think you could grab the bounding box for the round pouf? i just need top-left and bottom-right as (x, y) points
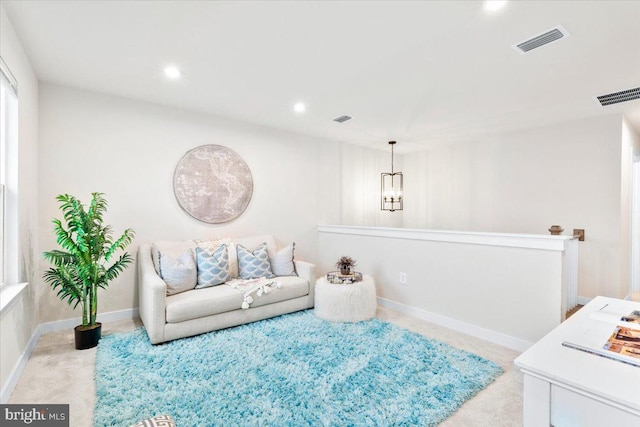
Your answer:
(314, 275), (377, 322)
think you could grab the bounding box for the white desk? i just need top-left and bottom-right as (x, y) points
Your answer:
(514, 296), (640, 426)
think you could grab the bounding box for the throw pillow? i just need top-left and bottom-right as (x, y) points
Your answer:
(237, 242), (275, 279)
(195, 244), (231, 288)
(194, 237), (236, 278)
(270, 242), (297, 276)
(193, 237), (232, 254)
(232, 236), (278, 278)
(129, 414), (176, 427)
(156, 250), (197, 296)
(151, 241), (196, 276)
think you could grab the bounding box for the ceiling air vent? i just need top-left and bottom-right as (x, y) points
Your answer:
(595, 87), (640, 106)
(333, 115), (352, 123)
(512, 25), (569, 54)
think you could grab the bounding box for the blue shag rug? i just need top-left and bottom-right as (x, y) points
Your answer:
(94, 310), (503, 426)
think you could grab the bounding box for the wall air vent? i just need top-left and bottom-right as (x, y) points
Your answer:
(333, 115), (352, 123)
(595, 87), (640, 106)
(512, 25), (569, 54)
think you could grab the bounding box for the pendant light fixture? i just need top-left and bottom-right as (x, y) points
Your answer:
(381, 140), (403, 212)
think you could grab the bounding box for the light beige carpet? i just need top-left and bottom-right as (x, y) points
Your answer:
(8, 307), (523, 426)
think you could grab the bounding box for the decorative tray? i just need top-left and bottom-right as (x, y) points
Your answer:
(326, 271), (363, 284)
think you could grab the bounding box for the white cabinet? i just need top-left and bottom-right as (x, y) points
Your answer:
(550, 385), (638, 426)
(515, 297), (640, 427)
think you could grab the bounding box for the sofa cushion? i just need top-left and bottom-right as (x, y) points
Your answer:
(237, 242), (275, 279)
(165, 276), (309, 323)
(195, 245), (231, 289)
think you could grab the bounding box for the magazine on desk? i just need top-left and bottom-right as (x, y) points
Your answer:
(562, 303), (640, 367)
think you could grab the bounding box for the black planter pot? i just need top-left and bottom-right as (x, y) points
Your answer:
(74, 322), (102, 350)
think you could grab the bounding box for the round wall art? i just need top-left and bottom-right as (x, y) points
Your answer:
(173, 144), (253, 224)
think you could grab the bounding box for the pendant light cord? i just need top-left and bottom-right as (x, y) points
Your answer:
(389, 141), (396, 174)
(391, 143), (394, 174)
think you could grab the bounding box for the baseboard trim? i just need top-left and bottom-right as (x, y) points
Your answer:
(377, 297), (533, 353)
(0, 307), (139, 403)
(0, 326), (39, 404)
(38, 307), (140, 335)
(577, 296), (593, 306)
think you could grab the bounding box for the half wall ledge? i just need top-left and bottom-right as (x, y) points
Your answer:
(317, 225), (575, 251)
(317, 225), (579, 347)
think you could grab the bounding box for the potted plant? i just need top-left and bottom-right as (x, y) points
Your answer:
(336, 256), (356, 276)
(43, 193), (135, 349)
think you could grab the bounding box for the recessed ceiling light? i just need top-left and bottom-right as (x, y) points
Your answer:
(483, 0), (508, 12)
(164, 65), (182, 80)
(293, 102), (306, 113)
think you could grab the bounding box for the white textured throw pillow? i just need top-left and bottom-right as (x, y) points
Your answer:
(151, 241), (196, 276)
(156, 250), (197, 295)
(270, 242), (297, 276)
(193, 237), (232, 253)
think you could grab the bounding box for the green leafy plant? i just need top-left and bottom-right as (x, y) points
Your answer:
(43, 193), (135, 328)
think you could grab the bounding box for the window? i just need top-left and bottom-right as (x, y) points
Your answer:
(0, 56), (18, 288)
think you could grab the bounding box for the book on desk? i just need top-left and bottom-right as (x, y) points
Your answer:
(562, 302), (640, 367)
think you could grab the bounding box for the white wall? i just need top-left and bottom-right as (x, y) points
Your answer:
(402, 116), (625, 299)
(0, 5), (39, 397)
(339, 143), (403, 228)
(38, 83), (346, 323)
(621, 119), (640, 298)
(318, 226), (573, 347)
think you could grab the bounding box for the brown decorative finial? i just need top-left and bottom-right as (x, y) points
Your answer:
(548, 225), (564, 235)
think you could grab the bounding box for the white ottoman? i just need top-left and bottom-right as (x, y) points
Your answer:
(314, 275), (377, 322)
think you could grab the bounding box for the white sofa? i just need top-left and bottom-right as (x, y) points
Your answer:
(138, 235), (317, 344)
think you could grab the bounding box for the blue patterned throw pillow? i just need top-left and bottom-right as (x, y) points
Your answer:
(237, 242), (275, 279)
(195, 245), (231, 288)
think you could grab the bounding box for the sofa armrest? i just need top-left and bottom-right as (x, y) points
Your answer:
(294, 259), (317, 301)
(137, 244), (167, 344)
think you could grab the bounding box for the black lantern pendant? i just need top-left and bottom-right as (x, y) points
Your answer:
(381, 141), (403, 212)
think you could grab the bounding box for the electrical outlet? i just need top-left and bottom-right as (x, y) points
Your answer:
(399, 272), (407, 284)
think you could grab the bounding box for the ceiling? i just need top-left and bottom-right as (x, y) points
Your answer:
(3, 0), (640, 152)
